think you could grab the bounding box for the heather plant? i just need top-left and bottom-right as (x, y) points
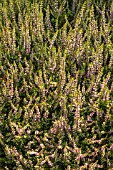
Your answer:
(0, 0), (113, 169)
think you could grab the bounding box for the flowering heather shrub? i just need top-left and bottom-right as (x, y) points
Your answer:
(0, 0), (113, 169)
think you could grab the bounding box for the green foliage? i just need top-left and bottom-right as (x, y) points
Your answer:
(0, 0), (113, 169)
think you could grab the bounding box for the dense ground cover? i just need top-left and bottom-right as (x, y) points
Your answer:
(0, 0), (113, 169)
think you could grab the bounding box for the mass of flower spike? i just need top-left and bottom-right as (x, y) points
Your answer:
(0, 0), (113, 169)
